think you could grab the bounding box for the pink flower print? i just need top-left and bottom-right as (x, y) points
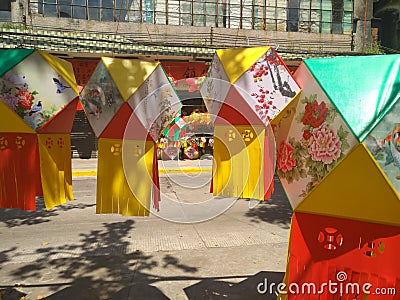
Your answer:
(308, 124), (342, 164)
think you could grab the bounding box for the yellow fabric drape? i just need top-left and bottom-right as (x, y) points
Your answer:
(213, 124), (265, 200)
(296, 143), (400, 226)
(97, 138), (154, 216)
(0, 100), (35, 133)
(102, 57), (159, 101)
(38, 134), (73, 209)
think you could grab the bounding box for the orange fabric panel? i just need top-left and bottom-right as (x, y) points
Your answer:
(0, 133), (39, 210)
(285, 212), (400, 299)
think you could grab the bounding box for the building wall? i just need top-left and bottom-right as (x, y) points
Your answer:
(25, 16), (353, 53)
(5, 0), (377, 53)
(29, 0), (353, 34)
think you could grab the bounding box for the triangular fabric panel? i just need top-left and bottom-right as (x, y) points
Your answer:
(100, 102), (148, 140)
(0, 49), (34, 76)
(126, 64), (182, 141)
(270, 92), (301, 126)
(80, 61), (126, 137)
(37, 98), (78, 133)
(216, 46), (269, 84)
(200, 55), (231, 122)
(102, 57), (159, 101)
(280, 63), (359, 208)
(364, 100), (400, 195)
(0, 100), (35, 133)
(100, 102), (133, 139)
(38, 50), (79, 95)
(305, 55), (400, 142)
(124, 110), (153, 141)
(215, 86), (265, 126)
(233, 48), (301, 124)
(296, 143), (400, 226)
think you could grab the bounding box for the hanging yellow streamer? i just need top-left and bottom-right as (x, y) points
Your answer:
(97, 138), (154, 216)
(213, 124), (265, 200)
(38, 134), (73, 209)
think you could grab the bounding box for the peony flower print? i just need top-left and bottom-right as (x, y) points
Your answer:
(0, 70), (47, 130)
(301, 99), (328, 128)
(302, 129), (312, 140)
(16, 89), (35, 110)
(280, 93), (350, 197)
(308, 123), (341, 164)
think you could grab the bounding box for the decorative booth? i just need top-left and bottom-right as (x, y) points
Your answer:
(80, 57), (181, 216)
(0, 49), (79, 210)
(276, 55), (400, 298)
(200, 46), (300, 201)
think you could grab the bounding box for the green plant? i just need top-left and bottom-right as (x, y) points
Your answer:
(364, 41), (383, 54)
(0, 23), (24, 30)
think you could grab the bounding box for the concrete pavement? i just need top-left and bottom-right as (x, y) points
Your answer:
(0, 158), (292, 300)
(71, 158), (214, 176)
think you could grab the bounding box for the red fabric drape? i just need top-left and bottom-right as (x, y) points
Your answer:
(286, 212), (400, 299)
(0, 133), (40, 210)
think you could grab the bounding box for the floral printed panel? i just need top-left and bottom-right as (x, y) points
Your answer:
(0, 52), (77, 131)
(365, 100), (400, 195)
(128, 65), (182, 141)
(234, 48), (300, 124)
(276, 63), (358, 208)
(80, 62), (125, 137)
(200, 55), (230, 122)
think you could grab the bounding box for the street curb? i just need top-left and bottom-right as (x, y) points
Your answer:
(72, 168), (212, 177)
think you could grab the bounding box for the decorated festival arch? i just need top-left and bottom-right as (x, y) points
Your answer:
(0, 49), (79, 210)
(276, 54), (400, 298)
(79, 57), (182, 216)
(200, 46), (301, 201)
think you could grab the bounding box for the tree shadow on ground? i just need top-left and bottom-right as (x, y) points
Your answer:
(2, 216), (284, 299)
(184, 271), (285, 300)
(0, 247), (17, 269)
(4, 219), (198, 299)
(0, 198), (95, 228)
(245, 176), (293, 229)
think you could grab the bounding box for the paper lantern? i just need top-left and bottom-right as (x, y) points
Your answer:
(276, 55), (400, 298)
(0, 49), (79, 210)
(200, 46), (300, 200)
(80, 57), (181, 216)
